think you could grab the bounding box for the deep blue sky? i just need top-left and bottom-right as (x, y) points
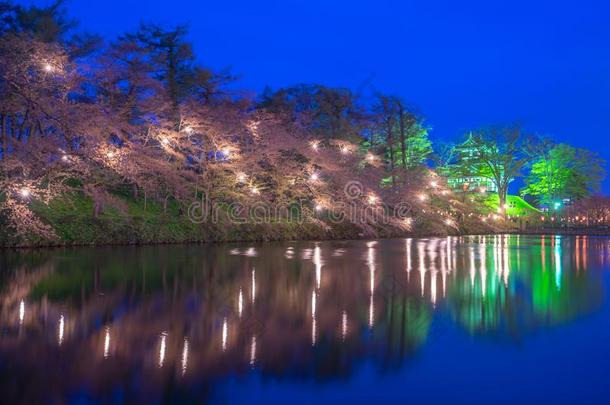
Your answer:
(21, 0), (610, 192)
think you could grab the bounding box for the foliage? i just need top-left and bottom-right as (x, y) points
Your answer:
(456, 126), (528, 210)
(258, 84), (365, 141)
(521, 143), (605, 205)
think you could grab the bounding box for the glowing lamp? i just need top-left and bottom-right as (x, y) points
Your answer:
(315, 204), (323, 212)
(340, 146), (349, 154)
(161, 137), (169, 145)
(183, 126), (193, 134)
(430, 181), (438, 188)
(310, 173), (319, 181)
(418, 194), (427, 202)
(43, 63), (53, 72)
(236, 173), (247, 183)
(310, 141), (319, 151)
(20, 188), (30, 198)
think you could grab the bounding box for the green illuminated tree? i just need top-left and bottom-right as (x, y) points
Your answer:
(521, 143), (605, 205)
(461, 126), (527, 211)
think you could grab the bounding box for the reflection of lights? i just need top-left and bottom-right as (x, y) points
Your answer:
(250, 336), (257, 366)
(502, 236), (510, 286)
(236, 172), (247, 183)
(469, 247), (476, 288)
(181, 338), (189, 376)
(161, 137), (169, 145)
(340, 145), (350, 154)
(369, 296), (374, 329)
(238, 288), (243, 317)
(367, 194), (378, 204)
(251, 268), (256, 303)
(250, 186), (260, 195)
(103, 327), (111, 359)
(430, 181), (438, 188)
(106, 151), (115, 158)
(479, 243), (487, 296)
(159, 332), (167, 367)
(222, 319), (228, 352)
(19, 300), (25, 325)
(314, 244), (322, 289)
(58, 315), (65, 346)
(446, 236), (452, 271)
(310, 140), (320, 151)
(61, 154), (69, 162)
(341, 311), (348, 341)
(430, 269), (437, 306)
(310, 172), (319, 181)
(20, 188), (30, 198)
(368, 243), (375, 328)
(418, 194), (427, 202)
(555, 235), (562, 290)
(405, 238), (412, 276)
(366, 153), (375, 162)
(315, 203), (323, 212)
(183, 126), (193, 134)
(311, 291), (317, 346)
(43, 63), (54, 72)
(418, 242), (426, 296)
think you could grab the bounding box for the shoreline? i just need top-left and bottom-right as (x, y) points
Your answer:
(3, 229), (610, 251)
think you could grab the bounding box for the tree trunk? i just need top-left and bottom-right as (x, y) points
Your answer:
(164, 194), (170, 214)
(386, 117), (395, 185)
(498, 185), (508, 215)
(0, 113), (6, 157)
(398, 104), (407, 169)
(93, 199), (101, 218)
(10, 114), (18, 141)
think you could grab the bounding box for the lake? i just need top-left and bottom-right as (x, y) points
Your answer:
(1, 235), (610, 403)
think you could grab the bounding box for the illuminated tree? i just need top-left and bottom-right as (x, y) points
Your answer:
(521, 143), (605, 205)
(462, 126), (527, 212)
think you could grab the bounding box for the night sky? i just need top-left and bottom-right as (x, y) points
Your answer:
(20, 0), (610, 192)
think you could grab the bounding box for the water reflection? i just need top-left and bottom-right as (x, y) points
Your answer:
(0, 236), (608, 403)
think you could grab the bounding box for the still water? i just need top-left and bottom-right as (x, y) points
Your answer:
(1, 235), (610, 403)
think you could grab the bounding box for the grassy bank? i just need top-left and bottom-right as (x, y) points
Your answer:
(0, 187), (501, 248)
